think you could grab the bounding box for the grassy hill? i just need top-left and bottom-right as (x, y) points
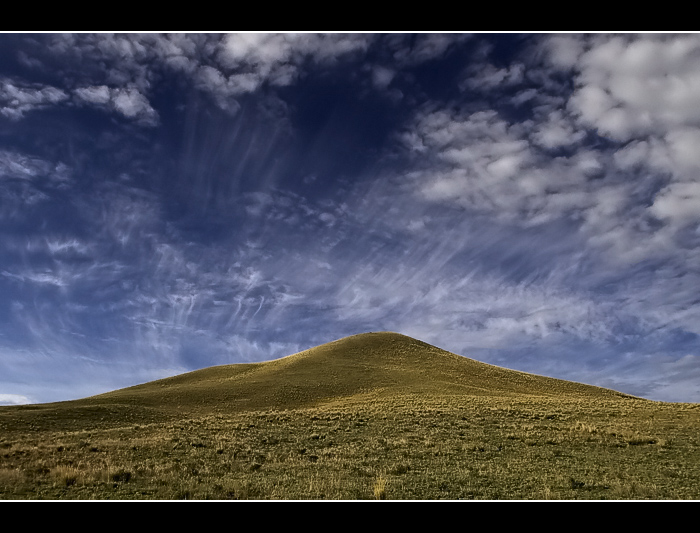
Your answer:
(91, 331), (632, 409)
(1, 332), (699, 500)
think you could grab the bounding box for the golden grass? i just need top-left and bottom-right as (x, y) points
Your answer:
(0, 332), (698, 500)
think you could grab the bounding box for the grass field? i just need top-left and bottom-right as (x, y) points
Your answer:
(1, 332), (699, 500)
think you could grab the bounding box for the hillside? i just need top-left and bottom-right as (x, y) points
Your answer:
(2, 332), (699, 500)
(1, 332), (629, 433)
(98, 331), (630, 404)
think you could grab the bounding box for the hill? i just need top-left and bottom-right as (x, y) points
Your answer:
(98, 331), (631, 408)
(1, 332), (698, 500)
(1, 332), (628, 432)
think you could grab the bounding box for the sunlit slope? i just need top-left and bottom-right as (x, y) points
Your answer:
(88, 332), (630, 410)
(0, 332), (634, 433)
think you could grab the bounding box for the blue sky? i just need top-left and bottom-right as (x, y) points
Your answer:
(1, 33), (699, 405)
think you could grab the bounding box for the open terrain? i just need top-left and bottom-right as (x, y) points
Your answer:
(1, 332), (699, 500)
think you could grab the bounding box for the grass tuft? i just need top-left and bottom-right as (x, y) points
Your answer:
(373, 476), (387, 500)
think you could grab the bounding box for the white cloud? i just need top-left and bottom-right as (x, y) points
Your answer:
(0, 150), (53, 179)
(74, 84), (159, 125)
(650, 181), (700, 224)
(531, 110), (586, 149)
(219, 33), (297, 72)
(399, 108), (601, 225)
(665, 127), (700, 175)
(404, 33), (469, 63)
(29, 34), (374, 118)
(461, 62), (525, 91)
(211, 34), (373, 99)
(45, 238), (91, 256)
(0, 72), (158, 125)
(371, 66), (396, 89)
(0, 393), (33, 405)
(110, 86), (158, 125)
(17, 34), (473, 123)
(613, 139), (652, 170)
(0, 78), (68, 119)
(565, 34), (700, 144)
(544, 34), (586, 70)
(537, 34), (700, 253)
(73, 85), (111, 105)
(393, 35), (700, 274)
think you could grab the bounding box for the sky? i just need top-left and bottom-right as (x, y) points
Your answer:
(1, 33), (700, 405)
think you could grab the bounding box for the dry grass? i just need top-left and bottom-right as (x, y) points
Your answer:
(1, 332), (699, 500)
(373, 476), (388, 500)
